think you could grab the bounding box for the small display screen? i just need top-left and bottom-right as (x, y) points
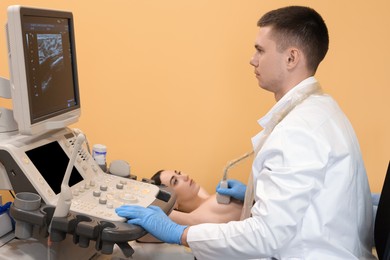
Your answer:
(25, 141), (83, 194)
(21, 14), (79, 123)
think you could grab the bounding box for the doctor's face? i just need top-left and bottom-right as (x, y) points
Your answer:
(159, 170), (201, 202)
(249, 26), (288, 99)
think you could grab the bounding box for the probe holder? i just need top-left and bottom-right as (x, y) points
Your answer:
(10, 186), (176, 258)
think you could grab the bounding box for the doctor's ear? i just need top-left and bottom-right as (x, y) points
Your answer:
(286, 48), (300, 68)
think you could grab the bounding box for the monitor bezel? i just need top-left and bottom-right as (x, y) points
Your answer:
(6, 5), (81, 135)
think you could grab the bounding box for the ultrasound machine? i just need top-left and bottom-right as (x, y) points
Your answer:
(0, 5), (187, 259)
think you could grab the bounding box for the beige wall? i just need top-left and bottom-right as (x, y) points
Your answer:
(0, 0), (389, 204)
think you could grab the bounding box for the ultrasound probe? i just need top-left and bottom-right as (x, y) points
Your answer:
(216, 151), (254, 204)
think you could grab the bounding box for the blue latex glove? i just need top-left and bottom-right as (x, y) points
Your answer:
(115, 205), (187, 244)
(216, 179), (247, 202)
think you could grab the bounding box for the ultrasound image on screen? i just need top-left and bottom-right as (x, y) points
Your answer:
(22, 16), (78, 123)
(37, 33), (65, 92)
(25, 141), (83, 194)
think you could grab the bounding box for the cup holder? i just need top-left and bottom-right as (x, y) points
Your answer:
(13, 192), (41, 239)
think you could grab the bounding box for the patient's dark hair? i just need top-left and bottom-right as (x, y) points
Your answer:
(151, 169), (164, 185)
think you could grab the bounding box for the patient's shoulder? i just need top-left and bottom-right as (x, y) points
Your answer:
(171, 193), (243, 224)
(195, 194), (243, 221)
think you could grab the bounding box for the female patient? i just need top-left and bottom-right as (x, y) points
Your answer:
(151, 169), (243, 225)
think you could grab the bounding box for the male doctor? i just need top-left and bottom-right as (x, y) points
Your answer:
(116, 6), (375, 259)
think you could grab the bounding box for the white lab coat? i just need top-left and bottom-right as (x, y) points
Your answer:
(187, 78), (375, 260)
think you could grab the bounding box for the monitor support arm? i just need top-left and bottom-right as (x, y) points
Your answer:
(0, 77), (18, 133)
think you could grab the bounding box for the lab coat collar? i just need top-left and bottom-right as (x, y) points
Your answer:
(258, 77), (318, 129)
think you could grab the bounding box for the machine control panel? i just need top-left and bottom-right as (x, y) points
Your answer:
(70, 174), (159, 221)
(0, 128), (163, 222)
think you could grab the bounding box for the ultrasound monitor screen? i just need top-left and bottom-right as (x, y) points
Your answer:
(22, 14), (79, 123)
(25, 141), (83, 194)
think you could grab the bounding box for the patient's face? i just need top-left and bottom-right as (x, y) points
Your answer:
(159, 170), (201, 202)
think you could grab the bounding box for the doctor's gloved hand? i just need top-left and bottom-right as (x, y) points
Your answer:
(115, 205), (187, 245)
(216, 179), (247, 202)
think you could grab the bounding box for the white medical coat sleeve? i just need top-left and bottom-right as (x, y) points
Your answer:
(187, 95), (374, 260)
